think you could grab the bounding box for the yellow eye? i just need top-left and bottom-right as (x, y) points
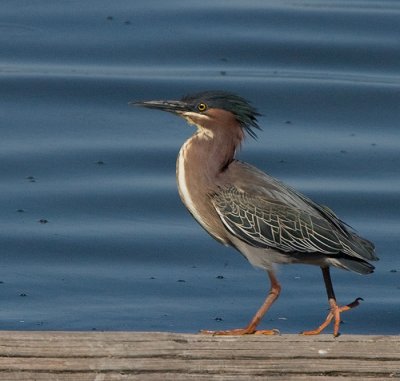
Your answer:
(197, 103), (207, 112)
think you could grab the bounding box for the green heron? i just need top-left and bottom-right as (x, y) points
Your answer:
(132, 90), (377, 337)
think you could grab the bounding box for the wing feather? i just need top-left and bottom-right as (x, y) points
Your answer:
(212, 186), (347, 255)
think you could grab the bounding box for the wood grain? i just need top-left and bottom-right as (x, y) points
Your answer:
(0, 332), (398, 380)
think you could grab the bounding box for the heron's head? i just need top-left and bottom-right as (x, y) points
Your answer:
(132, 90), (261, 139)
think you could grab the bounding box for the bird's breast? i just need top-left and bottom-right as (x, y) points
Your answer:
(176, 143), (201, 222)
(176, 140), (228, 244)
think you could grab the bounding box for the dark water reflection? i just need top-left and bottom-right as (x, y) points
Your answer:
(0, 1), (399, 334)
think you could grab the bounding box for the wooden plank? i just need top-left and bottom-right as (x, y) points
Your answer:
(0, 332), (398, 380)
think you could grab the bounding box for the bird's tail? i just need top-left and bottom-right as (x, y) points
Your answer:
(329, 256), (375, 275)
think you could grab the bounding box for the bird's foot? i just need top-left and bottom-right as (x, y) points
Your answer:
(301, 297), (363, 337)
(200, 327), (280, 336)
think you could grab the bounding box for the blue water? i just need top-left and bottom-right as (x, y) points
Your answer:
(0, 1), (399, 335)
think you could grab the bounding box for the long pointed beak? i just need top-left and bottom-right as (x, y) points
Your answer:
(129, 99), (189, 114)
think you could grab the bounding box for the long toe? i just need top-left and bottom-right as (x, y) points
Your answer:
(301, 297), (363, 337)
(200, 328), (279, 336)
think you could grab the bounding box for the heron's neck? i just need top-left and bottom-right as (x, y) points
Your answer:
(179, 128), (243, 179)
(176, 127), (243, 244)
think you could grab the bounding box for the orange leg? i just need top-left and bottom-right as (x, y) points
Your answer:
(302, 267), (363, 337)
(201, 270), (281, 336)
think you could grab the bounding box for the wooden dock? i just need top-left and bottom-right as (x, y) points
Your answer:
(0, 331), (398, 380)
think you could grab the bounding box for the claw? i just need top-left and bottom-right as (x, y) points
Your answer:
(301, 297), (363, 337)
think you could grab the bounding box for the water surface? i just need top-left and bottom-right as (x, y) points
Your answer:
(0, 0), (399, 334)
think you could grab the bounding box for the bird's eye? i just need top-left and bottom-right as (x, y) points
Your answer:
(197, 103), (207, 112)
